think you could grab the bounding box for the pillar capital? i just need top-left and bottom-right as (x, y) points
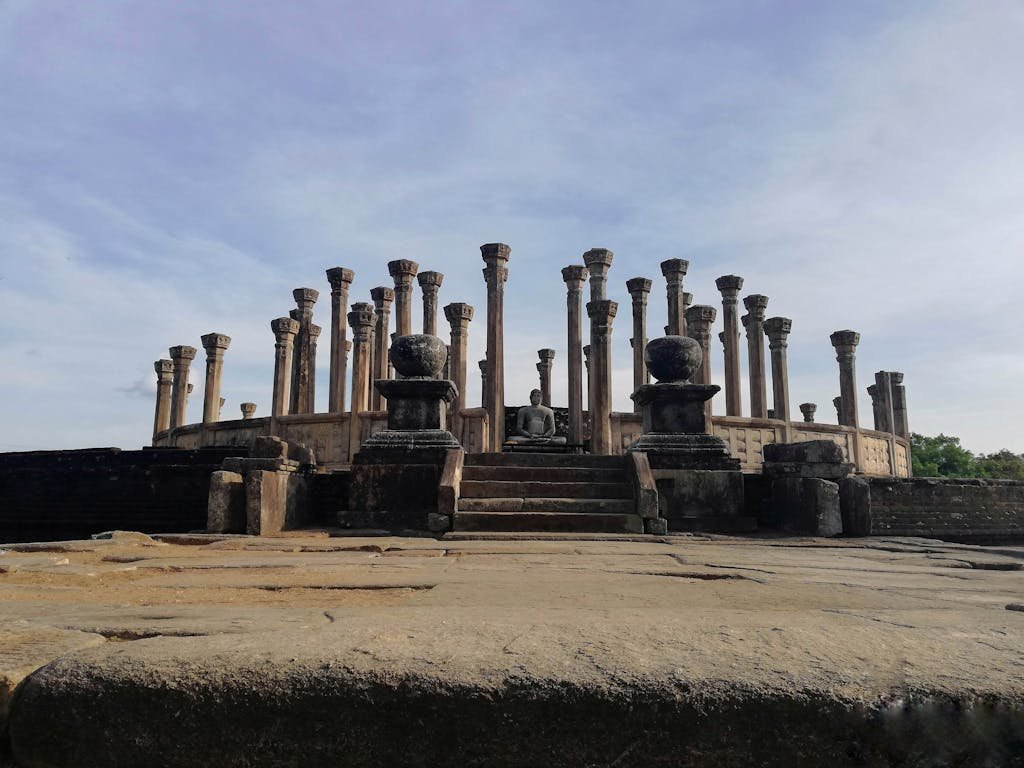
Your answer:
(830, 329), (860, 357)
(169, 345), (197, 362)
(660, 258), (689, 284)
(742, 294), (769, 321)
(718, 331), (726, 349)
(740, 313), (751, 331)
(715, 274), (744, 298)
(480, 242), (511, 262)
(240, 402), (257, 419)
(443, 302), (475, 329)
(763, 317), (792, 349)
(684, 304), (717, 336)
(387, 259), (420, 284)
(154, 359), (174, 380)
(481, 243), (511, 283)
(309, 324), (322, 341)
(417, 270), (444, 290)
(538, 348), (555, 364)
(799, 403), (817, 423)
(200, 333), (231, 355)
(583, 248), (614, 271)
(347, 302), (376, 340)
(626, 277), (652, 299)
(586, 299), (618, 323)
(478, 359), (487, 373)
(890, 371), (904, 385)
(271, 317), (299, 340)
(325, 267), (355, 292)
(292, 288), (319, 314)
(561, 264), (589, 290)
(370, 286), (395, 307)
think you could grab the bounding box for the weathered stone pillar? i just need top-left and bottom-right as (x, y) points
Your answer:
(388, 260), (419, 337)
(626, 277), (651, 409)
(742, 294), (769, 418)
(561, 265), (588, 445)
(481, 243), (510, 451)
(289, 288), (319, 415)
(799, 403), (817, 423)
(309, 324), (321, 409)
(153, 359), (174, 437)
(661, 259), (689, 336)
(418, 271), (444, 335)
(587, 299), (618, 454)
(685, 305), (717, 420)
(715, 275), (744, 416)
(873, 371), (896, 433)
(241, 402), (256, 419)
(346, 302), (376, 457)
(763, 317), (792, 423)
(833, 396), (842, 423)
(444, 302), (474, 440)
(325, 267), (354, 414)
(370, 287), (394, 411)
(270, 318), (299, 417)
(830, 330), (861, 428)
(867, 384), (883, 431)
(583, 248), (613, 301)
(200, 333), (231, 424)
(478, 359), (487, 408)
(169, 345), (196, 429)
(537, 349), (555, 407)
(891, 372), (909, 439)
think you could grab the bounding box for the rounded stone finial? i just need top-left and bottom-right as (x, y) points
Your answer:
(645, 336), (703, 384)
(389, 334), (448, 378)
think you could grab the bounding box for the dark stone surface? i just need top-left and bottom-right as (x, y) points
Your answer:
(344, 449), (450, 530)
(632, 383), (719, 434)
(389, 334), (448, 378)
(309, 471), (351, 526)
(638, 436), (740, 470)
(839, 477), (871, 536)
(373, 378), (457, 434)
(763, 440), (846, 465)
(653, 469), (748, 529)
(644, 335), (703, 383)
(768, 478), (842, 536)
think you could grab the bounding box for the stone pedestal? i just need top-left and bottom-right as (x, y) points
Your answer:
(418, 271), (444, 336)
(763, 317), (792, 423)
(536, 349), (555, 407)
(444, 303), (474, 441)
(626, 277), (651, 413)
(561, 265), (588, 444)
(152, 359), (173, 437)
(325, 267), (354, 413)
(830, 330), (860, 428)
(271, 318), (299, 418)
(743, 294), (769, 419)
(169, 345), (196, 429)
(388, 260), (419, 338)
(481, 243), (510, 451)
(370, 287), (395, 410)
(289, 288), (319, 415)
(715, 275), (744, 416)
(660, 259), (689, 336)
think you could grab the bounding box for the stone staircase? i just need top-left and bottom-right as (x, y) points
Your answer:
(452, 453), (643, 533)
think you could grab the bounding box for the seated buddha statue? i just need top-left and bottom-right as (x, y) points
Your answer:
(506, 389), (567, 445)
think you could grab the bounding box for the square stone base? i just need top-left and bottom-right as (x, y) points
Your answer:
(343, 448), (449, 531)
(769, 477), (842, 537)
(651, 469), (749, 533)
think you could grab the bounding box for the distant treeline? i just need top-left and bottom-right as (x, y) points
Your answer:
(911, 433), (1024, 480)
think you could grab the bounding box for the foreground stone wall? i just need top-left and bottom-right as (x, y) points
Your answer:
(0, 447), (246, 543)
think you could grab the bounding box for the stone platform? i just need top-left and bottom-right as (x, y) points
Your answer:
(2, 530), (1024, 766)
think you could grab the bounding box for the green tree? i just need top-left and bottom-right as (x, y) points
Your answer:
(910, 433), (981, 478)
(976, 449), (1024, 480)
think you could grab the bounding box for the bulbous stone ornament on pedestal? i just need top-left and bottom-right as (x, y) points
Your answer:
(645, 335), (703, 384)
(389, 334), (448, 378)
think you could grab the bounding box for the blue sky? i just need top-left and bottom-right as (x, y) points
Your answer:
(2, 0), (1022, 453)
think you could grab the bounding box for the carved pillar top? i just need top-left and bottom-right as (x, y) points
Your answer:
(538, 348), (555, 364)
(481, 243), (511, 282)
(325, 267), (355, 293)
(799, 403), (817, 422)
(309, 324), (322, 342)
(715, 274), (744, 299)
(200, 333), (231, 358)
(586, 299), (618, 332)
(583, 249), (613, 300)
(830, 330), (861, 359)
(169, 345), (197, 362)
(370, 286), (395, 310)
(418, 270), (444, 292)
(478, 359), (487, 373)
(347, 303), (376, 341)
(388, 259), (419, 283)
(271, 317), (300, 341)
(763, 317), (793, 349)
(443, 302), (474, 331)
(561, 264), (588, 292)
(154, 359), (174, 380)
(684, 305), (717, 339)
(626, 277), (652, 301)
(742, 294), (769, 323)
(292, 287), (319, 318)
(890, 371), (904, 385)
(718, 331), (726, 348)
(660, 258), (689, 287)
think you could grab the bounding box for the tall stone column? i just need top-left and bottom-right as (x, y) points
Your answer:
(200, 333), (231, 423)
(481, 243), (510, 451)
(587, 299), (617, 454)
(799, 403), (817, 423)
(270, 318), (299, 417)
(830, 330), (861, 428)
(168, 345), (196, 429)
(873, 371), (895, 433)
(444, 302), (474, 440)
(325, 267), (354, 414)
(891, 372), (909, 439)
(418, 271), (444, 335)
(308, 324), (321, 409)
(388, 260), (419, 338)
(153, 359), (174, 437)
(715, 275), (744, 416)
(561, 265), (588, 445)
(583, 248), (613, 301)
(685, 305), (717, 420)
(867, 384), (883, 431)
(370, 287), (394, 410)
(660, 259), (689, 336)
(537, 349), (555, 407)
(289, 288), (319, 414)
(478, 359), (487, 408)
(763, 317), (792, 423)
(346, 302), (376, 457)
(743, 294), (769, 418)
(626, 277), (651, 409)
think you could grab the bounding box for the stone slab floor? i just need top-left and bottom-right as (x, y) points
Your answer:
(2, 530), (1023, 767)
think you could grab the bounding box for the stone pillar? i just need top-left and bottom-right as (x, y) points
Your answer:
(583, 248), (613, 301)
(200, 333), (231, 424)
(660, 259), (689, 336)
(867, 384), (883, 431)
(325, 267), (354, 414)
(715, 275), (744, 416)
(537, 349), (555, 407)
(833, 396), (842, 423)
(626, 277), (652, 409)
(799, 403), (817, 423)
(742, 294), (769, 418)
(418, 271), (444, 335)
(891, 372), (909, 439)
(370, 287), (394, 410)
(478, 359), (487, 408)
(873, 371), (896, 433)
(241, 402), (257, 419)
(830, 330), (861, 428)
(388, 260), (419, 338)
(444, 302), (474, 440)
(763, 317), (792, 423)
(347, 303), (376, 416)
(153, 359), (174, 437)
(270, 318), (299, 417)
(169, 345), (196, 429)
(309, 324), (321, 409)
(561, 265), (588, 445)
(289, 288), (319, 414)
(481, 243), (510, 451)
(685, 305), (717, 420)
(587, 299), (617, 454)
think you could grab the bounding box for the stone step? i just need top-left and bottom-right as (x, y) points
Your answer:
(461, 466), (627, 484)
(668, 516), (759, 533)
(452, 511), (644, 534)
(465, 453), (625, 469)
(460, 480), (632, 500)
(457, 498), (635, 514)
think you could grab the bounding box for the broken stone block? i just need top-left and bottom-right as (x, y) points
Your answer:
(762, 440), (853, 480)
(769, 477), (842, 536)
(207, 471), (245, 534)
